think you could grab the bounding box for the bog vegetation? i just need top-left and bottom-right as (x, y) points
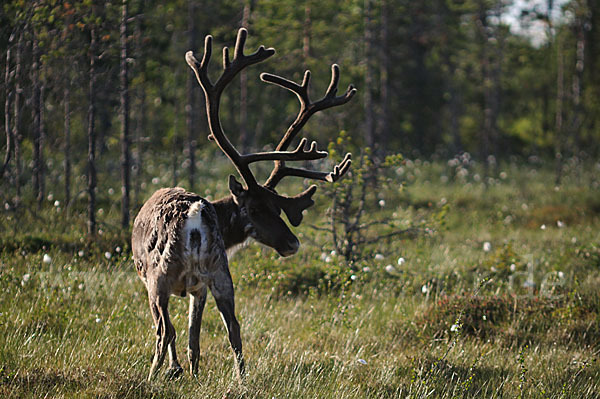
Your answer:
(1, 0), (600, 398)
(1, 154), (600, 398)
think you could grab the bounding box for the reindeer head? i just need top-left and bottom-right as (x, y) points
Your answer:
(186, 28), (356, 257)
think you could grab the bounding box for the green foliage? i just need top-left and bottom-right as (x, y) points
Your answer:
(316, 131), (415, 264)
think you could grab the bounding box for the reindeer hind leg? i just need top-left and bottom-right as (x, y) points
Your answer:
(188, 285), (207, 376)
(147, 286), (177, 381)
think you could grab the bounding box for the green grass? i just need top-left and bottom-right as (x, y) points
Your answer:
(1, 158), (600, 398)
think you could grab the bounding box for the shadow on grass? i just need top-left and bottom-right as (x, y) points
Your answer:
(0, 367), (183, 399)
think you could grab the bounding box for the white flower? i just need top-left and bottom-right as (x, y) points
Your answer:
(43, 254), (52, 264)
(421, 284), (429, 294)
(350, 275), (357, 281)
(108, 188), (115, 195)
(397, 257), (405, 266)
(571, 237), (577, 244)
(22, 273), (31, 282)
(557, 220), (565, 228)
(378, 199), (386, 208)
(78, 283), (85, 290)
(115, 246), (121, 253)
(385, 264), (396, 274)
(540, 224), (546, 230)
(330, 250), (336, 256)
(482, 315), (487, 321)
(78, 250), (85, 257)
(450, 324), (460, 332)
(54, 200), (60, 207)
(375, 253), (385, 261)
(104, 252), (112, 260)
(357, 358), (367, 365)
(152, 177), (160, 185)
(324, 256), (332, 263)
(558, 271), (564, 279)
(95, 317), (102, 323)
(483, 242), (491, 252)
(510, 263), (516, 272)
(362, 267), (371, 273)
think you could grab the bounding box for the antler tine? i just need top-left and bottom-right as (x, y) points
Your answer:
(316, 64), (357, 110)
(260, 70), (311, 111)
(223, 46), (230, 69)
(241, 138), (328, 164)
(234, 27), (248, 60)
(214, 28), (276, 94)
(262, 64), (356, 188)
(326, 152), (352, 182)
(266, 153), (352, 187)
(186, 28), (275, 189)
(185, 34), (213, 89)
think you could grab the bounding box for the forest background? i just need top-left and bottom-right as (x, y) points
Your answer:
(1, 1), (600, 398)
(1, 0), (598, 224)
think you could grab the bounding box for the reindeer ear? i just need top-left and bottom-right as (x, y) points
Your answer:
(228, 175), (245, 198)
(276, 185), (317, 227)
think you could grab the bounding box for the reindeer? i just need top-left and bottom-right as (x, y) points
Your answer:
(132, 28), (356, 381)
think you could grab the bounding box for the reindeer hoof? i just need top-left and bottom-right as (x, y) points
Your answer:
(166, 366), (184, 380)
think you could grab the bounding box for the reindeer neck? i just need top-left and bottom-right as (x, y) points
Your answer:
(211, 195), (249, 249)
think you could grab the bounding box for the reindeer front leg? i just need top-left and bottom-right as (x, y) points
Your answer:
(211, 270), (245, 381)
(188, 286), (207, 376)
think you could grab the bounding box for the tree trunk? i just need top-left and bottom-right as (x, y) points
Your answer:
(39, 83), (46, 204)
(303, 1), (311, 69)
(363, 0), (376, 149)
(64, 86), (71, 208)
(172, 105), (179, 187)
(133, 0), (145, 208)
(13, 32), (23, 204)
(569, 10), (586, 155)
(477, 1), (500, 178)
(447, 60), (463, 155)
(134, 90), (145, 207)
(87, 28), (98, 237)
(2, 34), (13, 177)
(120, 0), (131, 228)
(186, 0), (197, 190)
(31, 34), (43, 208)
(554, 37), (564, 185)
(378, 0), (389, 148)
(488, 2), (502, 167)
(239, 0), (251, 151)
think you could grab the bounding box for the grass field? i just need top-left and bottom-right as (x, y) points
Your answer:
(1, 156), (599, 398)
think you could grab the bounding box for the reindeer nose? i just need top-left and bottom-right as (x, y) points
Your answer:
(279, 237), (300, 257)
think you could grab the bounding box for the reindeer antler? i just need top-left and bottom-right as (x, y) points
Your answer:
(261, 63), (356, 188)
(186, 28), (356, 226)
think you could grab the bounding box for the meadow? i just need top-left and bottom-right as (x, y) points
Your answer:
(1, 154), (599, 398)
